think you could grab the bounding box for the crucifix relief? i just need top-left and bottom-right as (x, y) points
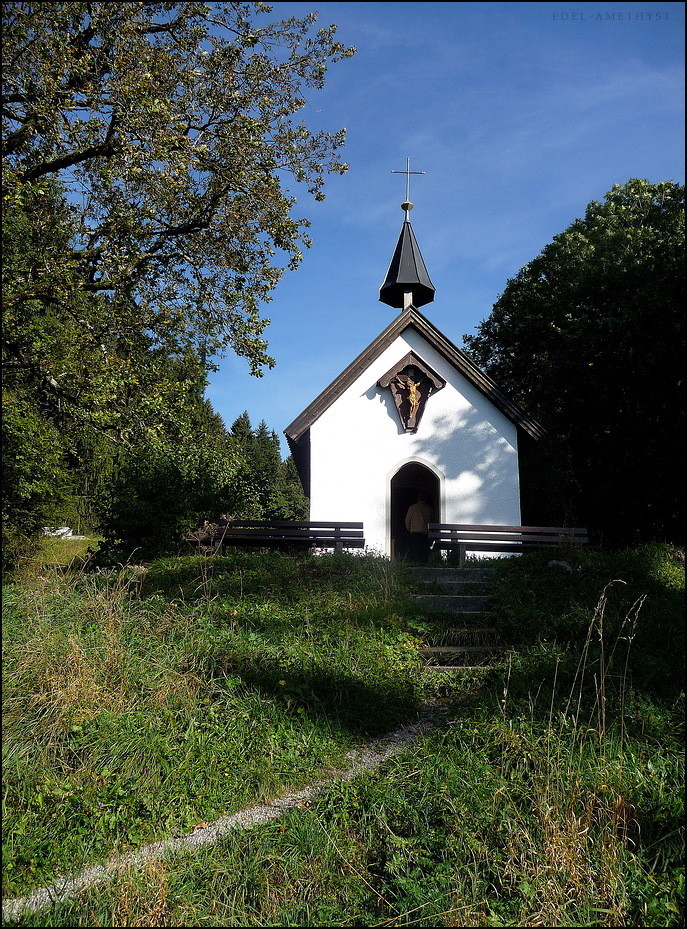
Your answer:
(378, 352), (445, 433)
(390, 368), (427, 431)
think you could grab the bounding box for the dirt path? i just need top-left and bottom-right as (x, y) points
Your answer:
(2, 705), (450, 923)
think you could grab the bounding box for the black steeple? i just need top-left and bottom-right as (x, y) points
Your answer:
(379, 158), (435, 310)
(379, 211), (435, 309)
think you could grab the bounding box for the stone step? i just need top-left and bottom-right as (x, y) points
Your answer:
(424, 658), (499, 669)
(419, 644), (502, 668)
(412, 594), (493, 613)
(407, 567), (493, 584)
(426, 580), (491, 593)
(429, 626), (499, 637)
(427, 627), (500, 645)
(418, 645), (499, 654)
(412, 577), (492, 594)
(425, 667), (495, 673)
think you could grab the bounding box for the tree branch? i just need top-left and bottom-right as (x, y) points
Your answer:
(19, 112), (121, 181)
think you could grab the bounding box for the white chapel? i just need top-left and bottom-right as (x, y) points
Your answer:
(284, 191), (543, 559)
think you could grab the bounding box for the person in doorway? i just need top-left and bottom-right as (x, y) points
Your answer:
(405, 491), (434, 564)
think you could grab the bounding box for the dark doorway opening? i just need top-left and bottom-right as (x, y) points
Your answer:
(390, 462), (440, 561)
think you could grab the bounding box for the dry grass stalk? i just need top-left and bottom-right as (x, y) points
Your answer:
(111, 860), (171, 927)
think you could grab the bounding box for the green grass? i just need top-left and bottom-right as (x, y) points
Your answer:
(488, 542), (685, 700)
(22, 535), (101, 572)
(2, 553), (427, 898)
(2, 545), (684, 926)
(8, 705), (684, 927)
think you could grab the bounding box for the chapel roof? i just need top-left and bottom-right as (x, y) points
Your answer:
(283, 306), (545, 444)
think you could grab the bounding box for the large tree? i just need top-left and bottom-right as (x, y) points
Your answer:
(463, 179), (684, 546)
(2, 1), (354, 431)
(2, 2), (353, 568)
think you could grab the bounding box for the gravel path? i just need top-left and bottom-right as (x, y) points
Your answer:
(2, 706), (449, 923)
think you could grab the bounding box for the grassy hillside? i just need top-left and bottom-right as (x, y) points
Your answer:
(2, 545), (684, 926)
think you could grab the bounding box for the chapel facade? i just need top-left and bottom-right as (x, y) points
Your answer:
(284, 196), (543, 559)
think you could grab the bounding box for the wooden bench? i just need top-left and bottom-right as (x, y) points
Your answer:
(188, 520), (365, 554)
(428, 523), (589, 567)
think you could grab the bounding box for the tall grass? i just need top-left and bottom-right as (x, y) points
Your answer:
(2, 553), (425, 898)
(3, 544), (684, 926)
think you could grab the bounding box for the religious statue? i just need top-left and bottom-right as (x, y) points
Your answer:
(406, 377), (421, 420)
(377, 353), (446, 434)
(390, 368), (425, 430)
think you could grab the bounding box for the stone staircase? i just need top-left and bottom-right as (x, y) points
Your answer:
(407, 566), (504, 671)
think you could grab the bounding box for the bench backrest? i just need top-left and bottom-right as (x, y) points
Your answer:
(213, 520), (363, 531)
(191, 520), (365, 549)
(428, 523), (588, 546)
(212, 521), (362, 537)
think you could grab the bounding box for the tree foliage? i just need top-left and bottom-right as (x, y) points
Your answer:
(96, 408), (307, 560)
(3, 175), (205, 445)
(1, 389), (69, 571)
(463, 179), (685, 545)
(2, 2), (350, 567)
(96, 400), (247, 560)
(2, 1), (354, 420)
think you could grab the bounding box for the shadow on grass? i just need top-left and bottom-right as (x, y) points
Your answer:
(141, 552), (404, 605)
(209, 660), (422, 738)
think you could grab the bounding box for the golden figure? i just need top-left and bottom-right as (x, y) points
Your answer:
(406, 378), (421, 420)
(390, 371), (424, 428)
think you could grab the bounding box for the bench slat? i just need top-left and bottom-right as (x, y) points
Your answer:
(427, 522), (588, 565)
(429, 523), (587, 536)
(215, 520), (364, 529)
(213, 537), (365, 547)
(209, 530), (364, 540)
(432, 540), (587, 551)
(430, 532), (587, 545)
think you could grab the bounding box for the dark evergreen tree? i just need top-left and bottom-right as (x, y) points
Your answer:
(229, 413), (307, 520)
(229, 412), (255, 447)
(463, 179), (685, 546)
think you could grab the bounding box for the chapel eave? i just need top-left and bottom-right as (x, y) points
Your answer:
(283, 306), (545, 444)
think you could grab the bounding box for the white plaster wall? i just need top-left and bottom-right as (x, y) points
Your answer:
(308, 328), (521, 557)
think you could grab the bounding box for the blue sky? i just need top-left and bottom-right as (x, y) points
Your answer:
(205, 1), (685, 451)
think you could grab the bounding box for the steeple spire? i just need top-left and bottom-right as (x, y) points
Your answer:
(379, 158), (435, 310)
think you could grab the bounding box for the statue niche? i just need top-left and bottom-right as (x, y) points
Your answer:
(377, 352), (445, 433)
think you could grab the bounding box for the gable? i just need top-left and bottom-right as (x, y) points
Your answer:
(284, 306), (544, 444)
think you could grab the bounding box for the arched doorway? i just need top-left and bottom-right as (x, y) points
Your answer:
(390, 462), (440, 561)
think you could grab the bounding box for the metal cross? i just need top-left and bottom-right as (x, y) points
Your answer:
(391, 157), (426, 203)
